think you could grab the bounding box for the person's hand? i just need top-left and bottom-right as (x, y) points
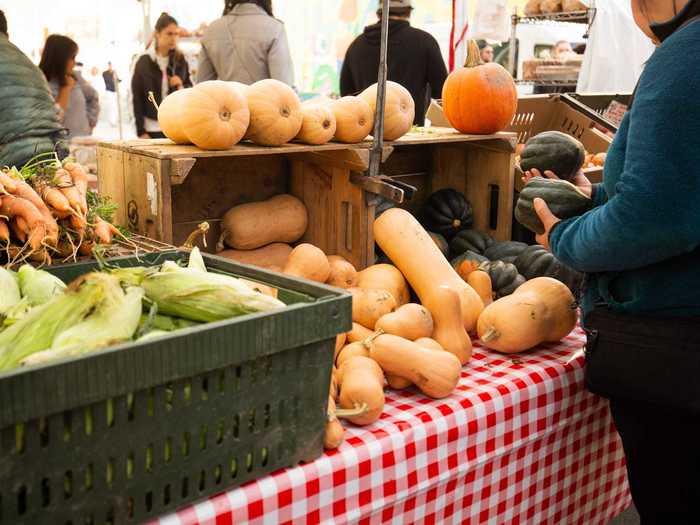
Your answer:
(169, 75), (183, 89)
(63, 74), (76, 89)
(139, 133), (151, 139)
(522, 168), (593, 198)
(533, 198), (561, 250)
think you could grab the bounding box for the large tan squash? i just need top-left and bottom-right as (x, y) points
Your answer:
(244, 79), (303, 146)
(158, 88), (193, 144)
(337, 356), (385, 425)
(283, 243), (331, 283)
(219, 194), (308, 250)
(373, 208), (484, 332)
(296, 104), (336, 145)
(358, 81), (415, 141)
(356, 264), (410, 306)
(216, 243), (292, 270)
(329, 96), (373, 143)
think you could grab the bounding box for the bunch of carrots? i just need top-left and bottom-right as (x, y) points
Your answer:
(0, 153), (122, 266)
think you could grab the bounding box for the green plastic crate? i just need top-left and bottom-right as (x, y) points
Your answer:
(0, 251), (351, 524)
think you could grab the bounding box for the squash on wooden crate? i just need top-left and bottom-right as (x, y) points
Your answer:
(327, 96), (373, 144)
(477, 277), (578, 353)
(358, 81), (415, 141)
(216, 242), (292, 270)
(218, 194), (308, 251)
(283, 243), (331, 283)
(421, 188), (473, 240)
(296, 103), (336, 145)
(158, 88), (193, 144)
(442, 40), (517, 135)
(244, 79), (303, 146)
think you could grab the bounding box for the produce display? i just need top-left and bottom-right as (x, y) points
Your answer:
(519, 131), (586, 182)
(158, 78), (420, 150)
(0, 248), (284, 371)
(525, 0), (588, 14)
(515, 177), (593, 234)
(442, 40), (517, 135)
(0, 157), (121, 265)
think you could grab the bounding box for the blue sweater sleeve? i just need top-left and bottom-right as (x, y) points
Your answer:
(550, 33), (700, 274)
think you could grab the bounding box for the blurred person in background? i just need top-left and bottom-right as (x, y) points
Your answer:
(39, 34), (99, 139)
(103, 61), (119, 92)
(0, 12), (66, 167)
(197, 0), (294, 86)
(340, 0), (447, 126)
(131, 12), (191, 139)
(552, 39), (575, 59)
(479, 41), (495, 63)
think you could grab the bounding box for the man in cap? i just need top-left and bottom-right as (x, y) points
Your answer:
(340, 0), (447, 126)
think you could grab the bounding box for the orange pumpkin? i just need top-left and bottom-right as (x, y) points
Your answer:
(442, 40), (517, 135)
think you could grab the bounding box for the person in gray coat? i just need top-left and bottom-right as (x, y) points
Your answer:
(197, 0), (294, 86)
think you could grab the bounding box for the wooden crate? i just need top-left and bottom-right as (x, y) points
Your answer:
(97, 129), (516, 270)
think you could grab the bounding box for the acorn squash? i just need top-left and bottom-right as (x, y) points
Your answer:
(449, 229), (495, 257)
(519, 131), (586, 182)
(481, 260), (526, 298)
(513, 244), (583, 294)
(483, 240), (529, 263)
(515, 177), (592, 235)
(420, 189), (473, 239)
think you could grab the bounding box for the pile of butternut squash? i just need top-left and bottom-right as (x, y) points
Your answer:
(213, 199), (578, 451)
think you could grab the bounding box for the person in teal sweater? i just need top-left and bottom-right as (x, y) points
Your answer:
(525, 0), (700, 522)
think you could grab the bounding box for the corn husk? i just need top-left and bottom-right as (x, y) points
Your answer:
(187, 246), (207, 272)
(139, 313), (199, 332)
(22, 285), (144, 366)
(17, 264), (66, 306)
(0, 268), (21, 315)
(138, 330), (171, 341)
(141, 267), (285, 322)
(0, 274), (108, 370)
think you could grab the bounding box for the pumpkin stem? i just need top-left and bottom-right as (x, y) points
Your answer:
(481, 327), (500, 343)
(333, 402), (369, 420)
(464, 40), (483, 68)
(362, 328), (384, 348)
(147, 91), (160, 112)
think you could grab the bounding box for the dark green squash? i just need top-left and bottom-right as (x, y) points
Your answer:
(429, 232), (450, 257)
(480, 260), (526, 298)
(420, 188), (473, 239)
(514, 244), (583, 294)
(515, 177), (592, 235)
(375, 197), (397, 218)
(451, 250), (488, 270)
(449, 229), (495, 256)
(484, 240), (529, 263)
(519, 131), (586, 181)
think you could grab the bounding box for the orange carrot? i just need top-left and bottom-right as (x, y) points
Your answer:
(0, 172), (18, 194)
(0, 196), (46, 251)
(4, 177), (58, 246)
(93, 216), (119, 244)
(59, 185), (85, 220)
(63, 162), (89, 215)
(33, 177), (74, 215)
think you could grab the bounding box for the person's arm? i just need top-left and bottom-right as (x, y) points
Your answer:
(196, 43), (217, 83)
(425, 36), (448, 99)
(80, 77), (100, 129)
(339, 47), (356, 96)
(131, 60), (147, 137)
(268, 24), (294, 86)
(550, 48), (700, 274)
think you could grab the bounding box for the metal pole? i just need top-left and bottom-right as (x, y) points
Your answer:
(509, 8), (518, 77)
(368, 0), (391, 179)
(114, 71), (124, 140)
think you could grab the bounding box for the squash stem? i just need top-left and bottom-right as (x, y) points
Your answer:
(481, 327), (500, 343)
(333, 403), (369, 420)
(181, 222), (210, 249)
(362, 328), (384, 348)
(464, 40), (483, 68)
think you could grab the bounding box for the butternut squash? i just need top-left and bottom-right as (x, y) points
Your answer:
(334, 333), (347, 361)
(219, 194), (308, 250)
(465, 268), (493, 306)
(338, 356), (385, 425)
(373, 208), (484, 331)
(216, 243), (292, 270)
(356, 264), (410, 306)
(414, 338), (444, 351)
(386, 338), (444, 389)
(349, 287), (397, 329)
(428, 286), (472, 364)
(375, 303), (433, 341)
(283, 244), (331, 283)
(326, 255), (358, 289)
(477, 277), (578, 353)
(335, 341), (370, 367)
(324, 396), (345, 449)
(370, 334), (462, 399)
(346, 322), (374, 343)
(239, 279), (278, 298)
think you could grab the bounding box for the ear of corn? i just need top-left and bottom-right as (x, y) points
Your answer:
(0, 268), (21, 316)
(17, 264), (66, 306)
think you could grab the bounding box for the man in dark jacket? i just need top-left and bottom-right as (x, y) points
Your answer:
(340, 0), (447, 126)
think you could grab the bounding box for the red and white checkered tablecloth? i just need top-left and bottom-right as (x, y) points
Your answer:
(156, 327), (631, 525)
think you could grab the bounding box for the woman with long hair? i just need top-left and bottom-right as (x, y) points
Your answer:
(39, 34), (99, 138)
(131, 12), (192, 139)
(197, 0), (294, 86)
(525, 0), (700, 522)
